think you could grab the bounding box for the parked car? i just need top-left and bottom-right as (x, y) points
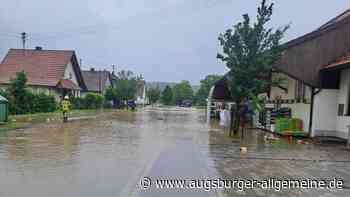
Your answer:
(128, 100), (136, 110)
(180, 100), (192, 108)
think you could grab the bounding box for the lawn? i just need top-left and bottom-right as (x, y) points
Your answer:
(0, 109), (113, 132)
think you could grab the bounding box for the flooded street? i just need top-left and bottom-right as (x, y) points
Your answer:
(0, 108), (350, 197)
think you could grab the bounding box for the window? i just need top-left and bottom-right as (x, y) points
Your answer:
(338, 104), (345, 116)
(295, 80), (305, 102)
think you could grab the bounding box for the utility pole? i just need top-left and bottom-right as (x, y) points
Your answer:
(21, 32), (27, 49)
(112, 65), (116, 75)
(99, 68), (102, 93)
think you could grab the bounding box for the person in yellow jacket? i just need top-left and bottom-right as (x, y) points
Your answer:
(61, 95), (71, 123)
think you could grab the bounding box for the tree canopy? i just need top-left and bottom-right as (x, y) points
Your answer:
(147, 88), (161, 105)
(172, 81), (194, 104)
(7, 71), (31, 114)
(161, 85), (173, 105)
(111, 70), (143, 101)
(195, 75), (222, 106)
(217, 0), (288, 135)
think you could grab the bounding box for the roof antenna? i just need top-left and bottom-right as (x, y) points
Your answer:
(21, 32), (27, 49)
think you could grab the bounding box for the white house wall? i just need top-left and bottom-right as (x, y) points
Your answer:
(311, 69), (350, 139)
(270, 73), (296, 100)
(336, 69), (350, 138)
(64, 61), (79, 85)
(311, 89), (338, 137)
(104, 77), (111, 92)
(280, 103), (310, 131)
(270, 73), (312, 100)
(269, 73), (311, 132)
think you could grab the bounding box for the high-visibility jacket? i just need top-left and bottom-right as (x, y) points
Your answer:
(62, 100), (71, 112)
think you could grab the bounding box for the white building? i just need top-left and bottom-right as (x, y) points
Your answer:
(267, 9), (350, 139)
(0, 48), (86, 101)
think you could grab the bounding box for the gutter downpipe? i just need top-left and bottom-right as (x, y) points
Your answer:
(309, 87), (322, 137)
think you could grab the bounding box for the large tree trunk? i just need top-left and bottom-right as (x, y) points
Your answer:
(233, 109), (240, 136)
(230, 104), (241, 137)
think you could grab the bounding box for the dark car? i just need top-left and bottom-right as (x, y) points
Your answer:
(180, 100), (192, 108)
(128, 100), (136, 110)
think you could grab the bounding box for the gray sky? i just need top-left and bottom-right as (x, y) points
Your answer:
(0, 0), (348, 85)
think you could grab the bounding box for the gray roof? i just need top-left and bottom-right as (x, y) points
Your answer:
(81, 70), (111, 92)
(0, 95), (8, 102)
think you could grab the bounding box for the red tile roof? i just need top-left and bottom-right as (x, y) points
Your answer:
(0, 49), (74, 87)
(323, 53), (350, 70)
(56, 79), (81, 90)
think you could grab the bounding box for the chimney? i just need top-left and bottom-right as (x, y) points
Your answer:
(35, 46), (43, 50)
(90, 68), (95, 71)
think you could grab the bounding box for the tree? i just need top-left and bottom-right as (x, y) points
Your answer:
(172, 81), (194, 105)
(112, 70), (143, 103)
(85, 93), (104, 109)
(104, 87), (116, 102)
(217, 0), (288, 136)
(161, 85), (173, 105)
(195, 75), (222, 106)
(114, 70), (137, 101)
(147, 88), (161, 105)
(7, 71), (31, 114)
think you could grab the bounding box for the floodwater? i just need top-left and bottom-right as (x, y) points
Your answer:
(0, 108), (350, 197)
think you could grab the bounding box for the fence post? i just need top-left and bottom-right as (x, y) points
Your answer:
(347, 126), (350, 148)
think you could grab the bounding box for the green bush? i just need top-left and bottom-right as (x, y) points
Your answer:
(1, 89), (57, 114)
(70, 97), (86, 109)
(32, 93), (57, 113)
(103, 100), (113, 109)
(84, 93), (104, 109)
(1, 72), (57, 114)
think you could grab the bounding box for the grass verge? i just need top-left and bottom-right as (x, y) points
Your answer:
(0, 109), (113, 132)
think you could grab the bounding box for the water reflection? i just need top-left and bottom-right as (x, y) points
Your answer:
(207, 120), (350, 196)
(0, 109), (349, 197)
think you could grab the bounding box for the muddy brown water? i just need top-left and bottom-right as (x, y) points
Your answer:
(0, 108), (350, 197)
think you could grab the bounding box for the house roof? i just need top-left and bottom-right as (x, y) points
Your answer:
(318, 9), (350, 30)
(0, 48), (86, 90)
(57, 79), (81, 90)
(274, 9), (350, 87)
(211, 76), (233, 101)
(322, 53), (350, 70)
(284, 9), (350, 49)
(211, 71), (271, 101)
(81, 70), (111, 92)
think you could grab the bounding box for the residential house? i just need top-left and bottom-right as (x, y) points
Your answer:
(0, 47), (86, 101)
(207, 76), (235, 120)
(267, 9), (350, 139)
(81, 68), (113, 96)
(135, 80), (148, 105)
(208, 9), (350, 139)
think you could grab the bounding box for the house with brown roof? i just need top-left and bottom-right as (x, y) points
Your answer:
(81, 68), (112, 95)
(0, 47), (86, 101)
(207, 9), (350, 139)
(265, 9), (350, 139)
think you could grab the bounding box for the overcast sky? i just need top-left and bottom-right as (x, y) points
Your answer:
(0, 0), (348, 85)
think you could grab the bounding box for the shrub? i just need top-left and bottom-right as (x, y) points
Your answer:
(70, 97), (86, 109)
(103, 100), (113, 109)
(32, 93), (57, 113)
(84, 93), (104, 109)
(1, 88), (57, 114)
